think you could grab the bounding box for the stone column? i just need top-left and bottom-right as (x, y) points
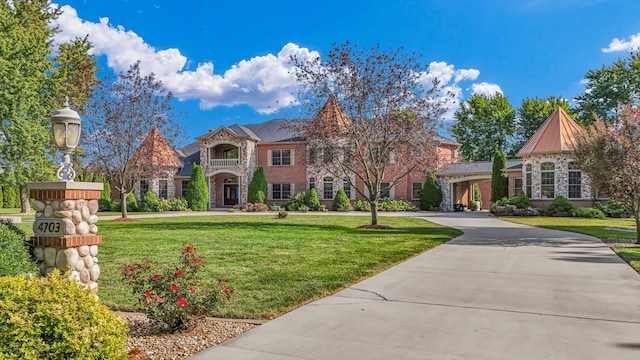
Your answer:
(27, 182), (104, 291)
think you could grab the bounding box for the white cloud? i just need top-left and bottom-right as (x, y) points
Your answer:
(471, 82), (503, 96)
(51, 4), (497, 118)
(602, 33), (640, 53)
(52, 4), (318, 114)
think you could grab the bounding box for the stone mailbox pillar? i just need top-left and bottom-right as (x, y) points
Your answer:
(27, 181), (104, 291)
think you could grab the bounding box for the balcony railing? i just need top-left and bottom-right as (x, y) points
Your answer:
(208, 158), (240, 168)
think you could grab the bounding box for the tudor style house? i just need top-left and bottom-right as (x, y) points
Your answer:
(438, 107), (597, 210)
(135, 96), (461, 209)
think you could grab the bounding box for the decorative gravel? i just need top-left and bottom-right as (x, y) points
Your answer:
(119, 312), (262, 359)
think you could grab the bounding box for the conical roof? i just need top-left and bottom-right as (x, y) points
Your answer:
(132, 127), (183, 168)
(311, 94), (351, 133)
(516, 107), (583, 156)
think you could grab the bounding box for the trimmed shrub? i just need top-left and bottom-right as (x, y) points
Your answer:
(545, 196), (574, 217)
(298, 204), (310, 212)
(126, 192), (138, 212)
(509, 191), (532, 209)
(0, 220), (37, 276)
(572, 207), (606, 219)
(157, 198), (171, 212)
(353, 200), (371, 212)
(0, 271), (128, 359)
(110, 200), (122, 212)
(419, 175), (442, 210)
(594, 200), (632, 218)
(168, 198), (189, 211)
(492, 204), (540, 216)
(243, 202), (268, 212)
(332, 188), (352, 211)
(305, 189), (321, 211)
(140, 190), (159, 212)
(491, 150), (508, 202)
(472, 183), (482, 203)
(2, 186), (19, 209)
(378, 198), (417, 212)
(186, 164), (209, 211)
(278, 208), (288, 219)
(98, 198), (112, 212)
(247, 166), (268, 204)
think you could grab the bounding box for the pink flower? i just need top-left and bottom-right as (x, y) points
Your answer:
(145, 291), (153, 298)
(176, 298), (187, 307)
(175, 271), (182, 277)
(152, 274), (160, 280)
(128, 266), (137, 272)
(186, 245), (193, 252)
(155, 297), (163, 303)
(189, 287), (195, 293)
(193, 258), (200, 264)
(171, 284), (178, 291)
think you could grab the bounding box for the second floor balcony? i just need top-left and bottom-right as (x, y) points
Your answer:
(208, 158), (240, 168)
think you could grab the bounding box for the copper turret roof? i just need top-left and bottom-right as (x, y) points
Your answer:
(516, 107), (583, 156)
(132, 127), (183, 168)
(311, 94), (351, 133)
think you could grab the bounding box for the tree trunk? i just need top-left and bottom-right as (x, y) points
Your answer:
(121, 190), (128, 219)
(370, 201), (378, 226)
(635, 216), (640, 244)
(20, 185), (31, 214)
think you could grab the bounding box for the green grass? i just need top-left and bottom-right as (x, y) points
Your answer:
(502, 216), (638, 240)
(613, 247), (640, 273)
(85, 215), (459, 319)
(502, 216), (640, 274)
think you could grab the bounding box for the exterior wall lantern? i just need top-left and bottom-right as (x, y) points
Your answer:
(51, 97), (81, 181)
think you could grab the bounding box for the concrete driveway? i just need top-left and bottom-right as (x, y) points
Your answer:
(190, 212), (640, 359)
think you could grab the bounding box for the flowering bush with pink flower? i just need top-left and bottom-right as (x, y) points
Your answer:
(122, 245), (232, 332)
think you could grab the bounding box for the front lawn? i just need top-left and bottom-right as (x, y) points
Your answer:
(91, 215), (459, 319)
(502, 216), (640, 274)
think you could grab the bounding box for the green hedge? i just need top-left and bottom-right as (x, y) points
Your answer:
(0, 220), (37, 276)
(0, 272), (128, 359)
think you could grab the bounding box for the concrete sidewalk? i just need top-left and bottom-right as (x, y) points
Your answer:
(190, 212), (640, 359)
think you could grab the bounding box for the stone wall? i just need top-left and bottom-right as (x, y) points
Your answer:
(522, 154), (592, 200)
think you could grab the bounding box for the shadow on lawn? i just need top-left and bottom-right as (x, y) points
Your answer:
(103, 219), (458, 238)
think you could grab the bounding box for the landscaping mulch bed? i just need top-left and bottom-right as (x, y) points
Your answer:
(120, 312), (262, 360)
(601, 238), (640, 248)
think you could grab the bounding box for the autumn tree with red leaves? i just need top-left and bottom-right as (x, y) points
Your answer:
(292, 42), (451, 226)
(574, 105), (640, 243)
(84, 62), (182, 219)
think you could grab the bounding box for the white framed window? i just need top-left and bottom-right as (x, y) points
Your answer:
(412, 182), (422, 200)
(525, 164), (532, 198)
(514, 178), (523, 195)
(272, 184), (292, 200)
(158, 179), (168, 199)
(140, 179), (149, 197)
(343, 178), (351, 199)
(380, 182), (391, 199)
(323, 177), (334, 200)
(271, 149), (292, 166)
(568, 162), (582, 199)
(540, 162), (555, 199)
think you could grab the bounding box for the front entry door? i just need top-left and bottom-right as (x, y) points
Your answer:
(223, 184), (239, 206)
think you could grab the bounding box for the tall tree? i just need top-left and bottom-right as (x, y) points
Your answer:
(84, 62), (180, 219)
(450, 93), (516, 161)
(0, 1), (97, 213)
(292, 42), (450, 226)
(514, 96), (573, 153)
(490, 150), (508, 202)
(573, 105), (640, 243)
(575, 52), (640, 125)
(186, 164), (208, 211)
(247, 166), (267, 204)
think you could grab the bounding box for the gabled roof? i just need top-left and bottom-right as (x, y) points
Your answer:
(310, 94), (351, 133)
(132, 127), (183, 168)
(517, 107), (583, 156)
(195, 126), (260, 142)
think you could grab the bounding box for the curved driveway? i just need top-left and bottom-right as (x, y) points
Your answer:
(191, 212), (640, 359)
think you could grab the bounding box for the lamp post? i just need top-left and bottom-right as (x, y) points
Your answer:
(51, 97), (81, 181)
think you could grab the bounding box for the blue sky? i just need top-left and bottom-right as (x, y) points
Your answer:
(53, 0), (640, 144)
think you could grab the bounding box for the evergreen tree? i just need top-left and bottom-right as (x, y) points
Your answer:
(306, 189), (321, 211)
(491, 150), (508, 202)
(185, 164), (208, 211)
(3, 186), (19, 209)
(332, 188), (352, 211)
(140, 191), (159, 212)
(247, 166), (268, 203)
(126, 193), (138, 212)
(419, 175), (442, 210)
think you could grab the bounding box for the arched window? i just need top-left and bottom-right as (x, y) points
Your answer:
(540, 162), (555, 198)
(525, 164), (532, 198)
(323, 177), (334, 200)
(568, 162), (582, 198)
